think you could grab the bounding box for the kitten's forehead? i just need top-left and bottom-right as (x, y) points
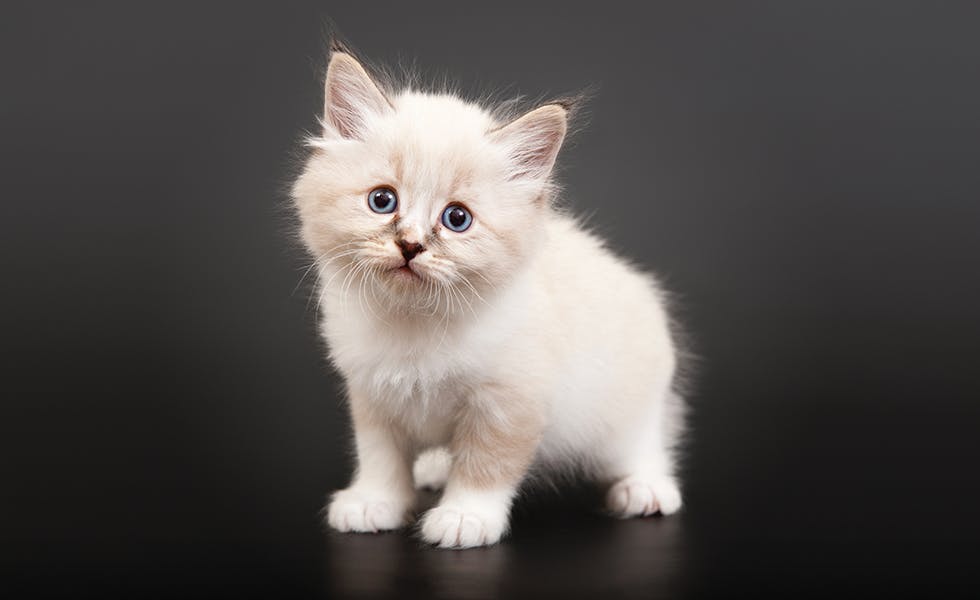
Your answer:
(379, 92), (498, 206)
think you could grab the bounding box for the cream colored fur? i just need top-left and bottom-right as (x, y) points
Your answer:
(293, 49), (685, 549)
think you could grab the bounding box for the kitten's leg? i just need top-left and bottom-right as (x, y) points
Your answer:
(326, 393), (415, 533)
(413, 446), (452, 491)
(419, 386), (543, 549)
(602, 390), (684, 518)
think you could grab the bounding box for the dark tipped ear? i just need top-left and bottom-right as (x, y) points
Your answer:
(490, 104), (568, 181)
(323, 50), (392, 140)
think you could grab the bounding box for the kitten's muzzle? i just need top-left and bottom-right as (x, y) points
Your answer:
(396, 239), (425, 262)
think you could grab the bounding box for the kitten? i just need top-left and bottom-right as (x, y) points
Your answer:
(293, 44), (686, 549)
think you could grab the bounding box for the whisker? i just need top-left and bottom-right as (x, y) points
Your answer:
(300, 237), (375, 313)
(340, 257), (368, 317)
(435, 285), (452, 349)
(457, 274), (489, 307)
(466, 268), (498, 292)
(449, 280), (476, 318)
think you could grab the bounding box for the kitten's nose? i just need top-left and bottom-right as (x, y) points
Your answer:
(396, 239), (425, 262)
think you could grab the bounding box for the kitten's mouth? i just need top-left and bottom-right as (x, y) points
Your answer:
(391, 263), (422, 280)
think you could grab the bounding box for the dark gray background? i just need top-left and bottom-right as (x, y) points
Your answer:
(4, 1), (979, 598)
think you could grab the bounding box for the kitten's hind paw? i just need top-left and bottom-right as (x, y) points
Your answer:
(606, 477), (683, 517)
(326, 488), (411, 533)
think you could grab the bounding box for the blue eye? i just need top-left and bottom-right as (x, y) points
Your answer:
(368, 187), (397, 214)
(441, 204), (472, 232)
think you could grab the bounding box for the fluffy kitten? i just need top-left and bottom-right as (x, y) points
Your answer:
(293, 45), (686, 549)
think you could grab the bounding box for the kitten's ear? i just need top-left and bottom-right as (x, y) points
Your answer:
(490, 104), (568, 181)
(323, 50), (392, 140)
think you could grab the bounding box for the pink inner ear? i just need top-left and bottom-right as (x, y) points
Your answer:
(511, 127), (564, 180)
(492, 105), (568, 181)
(324, 55), (390, 140)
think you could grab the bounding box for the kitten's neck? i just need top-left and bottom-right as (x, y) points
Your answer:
(319, 260), (533, 337)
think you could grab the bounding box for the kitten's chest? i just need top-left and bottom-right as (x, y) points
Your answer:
(342, 340), (470, 442)
(325, 316), (477, 417)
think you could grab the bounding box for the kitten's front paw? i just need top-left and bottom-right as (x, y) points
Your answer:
(606, 476), (683, 517)
(419, 503), (508, 549)
(326, 488), (411, 533)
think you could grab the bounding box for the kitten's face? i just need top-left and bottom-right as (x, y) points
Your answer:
(293, 52), (567, 313)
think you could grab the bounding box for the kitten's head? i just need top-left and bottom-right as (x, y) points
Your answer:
(293, 48), (569, 314)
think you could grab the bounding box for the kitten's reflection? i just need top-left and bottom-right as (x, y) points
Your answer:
(323, 529), (417, 597)
(323, 527), (509, 599)
(419, 538), (510, 599)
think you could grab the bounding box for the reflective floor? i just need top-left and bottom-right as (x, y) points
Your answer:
(323, 489), (688, 598)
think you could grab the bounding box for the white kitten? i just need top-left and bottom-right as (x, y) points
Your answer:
(293, 45), (686, 549)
